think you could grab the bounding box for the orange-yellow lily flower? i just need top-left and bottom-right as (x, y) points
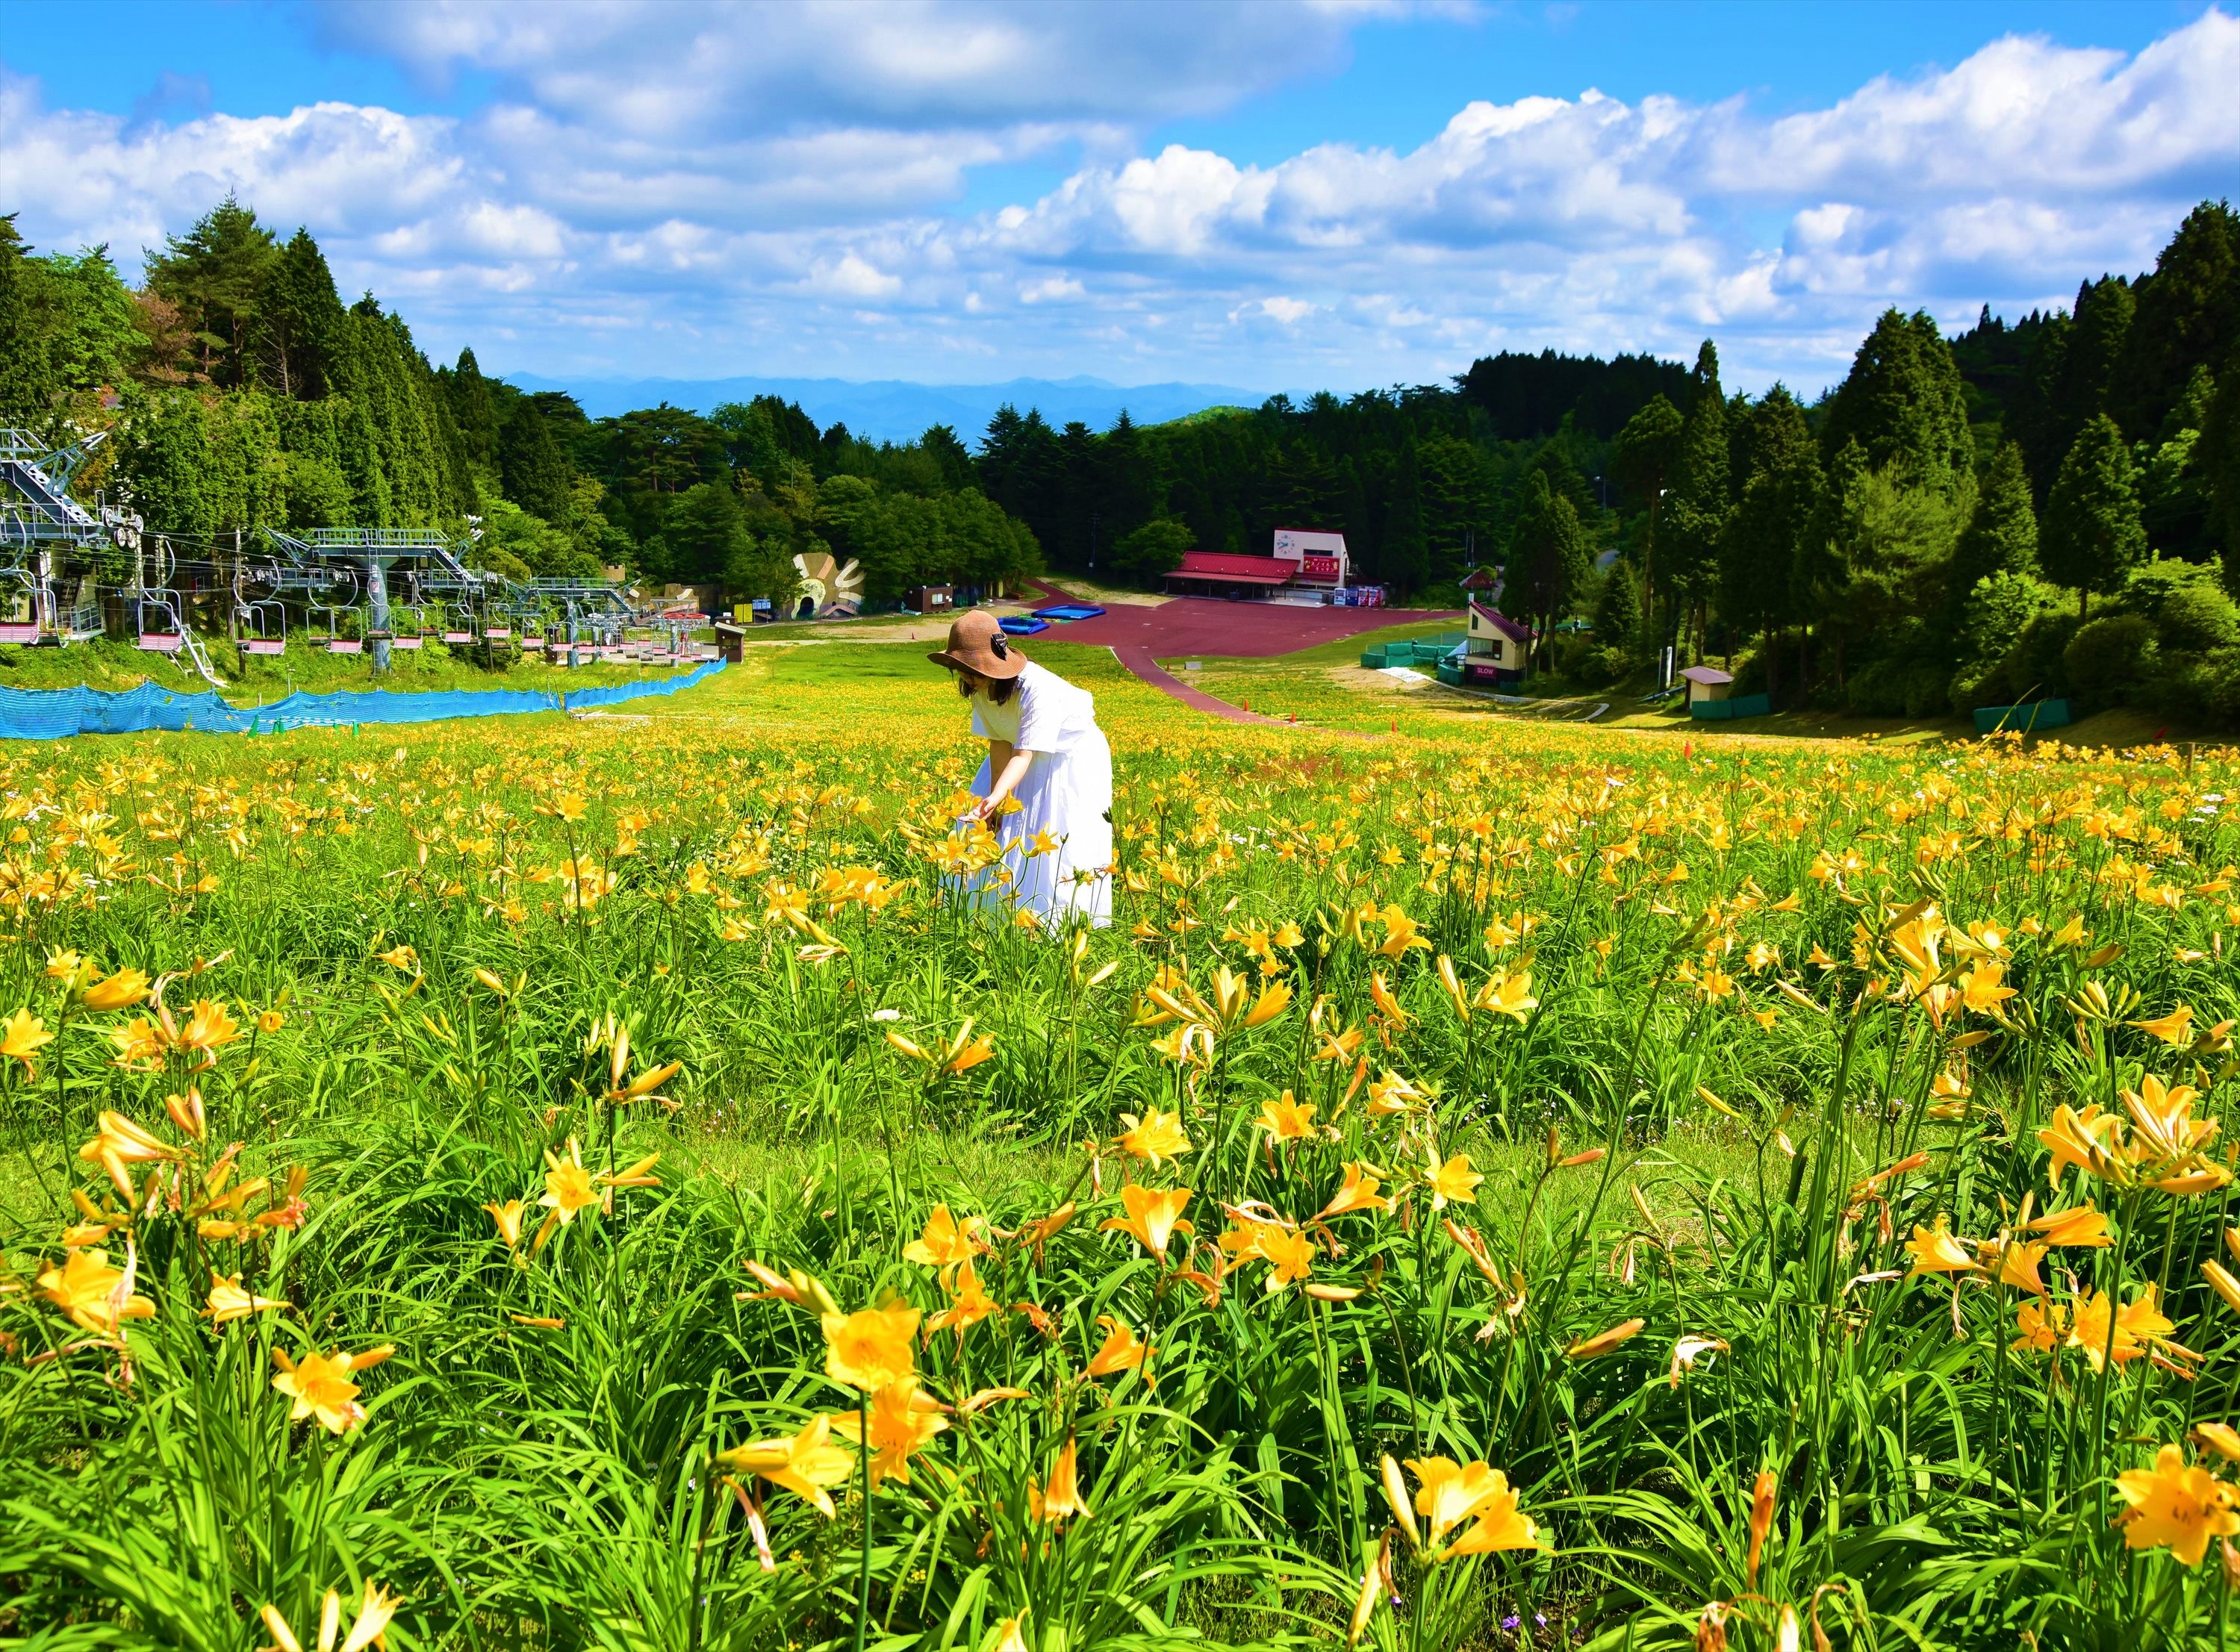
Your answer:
(718, 1414), (855, 1516)
(1098, 1183), (1194, 1260)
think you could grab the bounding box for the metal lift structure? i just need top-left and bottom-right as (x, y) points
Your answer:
(1, 427), (136, 649)
(4, 437), (662, 678)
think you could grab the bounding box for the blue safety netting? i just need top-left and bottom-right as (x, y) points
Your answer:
(0, 658), (725, 742)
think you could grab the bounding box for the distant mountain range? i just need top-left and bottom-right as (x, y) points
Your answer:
(506, 373), (1268, 442)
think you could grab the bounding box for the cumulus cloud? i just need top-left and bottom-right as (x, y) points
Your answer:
(0, 4), (2233, 395)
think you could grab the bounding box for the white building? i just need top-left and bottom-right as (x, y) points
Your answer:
(1272, 529), (1347, 587)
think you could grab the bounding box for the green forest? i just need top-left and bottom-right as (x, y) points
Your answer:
(3, 195), (2239, 723)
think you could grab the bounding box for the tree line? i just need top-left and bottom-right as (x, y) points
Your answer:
(968, 202), (2240, 725)
(0, 197), (1043, 608)
(4, 193), (2237, 721)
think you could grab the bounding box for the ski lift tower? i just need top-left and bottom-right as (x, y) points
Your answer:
(266, 526), (491, 672)
(0, 427), (137, 643)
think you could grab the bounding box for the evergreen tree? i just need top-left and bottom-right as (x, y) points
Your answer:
(1718, 386), (1820, 691)
(0, 215), (56, 426)
(144, 194), (277, 389)
(1820, 308), (1973, 493)
(2206, 345), (2240, 593)
(31, 244), (140, 399)
(501, 396), (573, 522)
(1381, 440), (1429, 598)
(253, 228), (346, 399)
(447, 349), (502, 473)
(116, 394), (217, 540)
(1793, 438), (1868, 692)
(1951, 441), (2041, 596)
(2114, 200), (2240, 440)
(1592, 557), (1640, 652)
(1658, 343), (1730, 652)
(2041, 414), (2147, 613)
(1506, 468), (1589, 655)
(919, 423), (977, 493)
(2059, 278), (2135, 432)
(663, 481), (751, 589)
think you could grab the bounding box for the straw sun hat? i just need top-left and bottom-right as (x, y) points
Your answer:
(927, 609), (1026, 680)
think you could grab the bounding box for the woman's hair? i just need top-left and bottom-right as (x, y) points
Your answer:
(956, 671), (1019, 705)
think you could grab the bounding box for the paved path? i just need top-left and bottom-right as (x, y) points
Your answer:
(1111, 646), (1288, 724)
(1038, 596), (1459, 658)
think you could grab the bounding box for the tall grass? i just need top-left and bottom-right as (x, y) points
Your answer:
(1, 655), (2236, 1650)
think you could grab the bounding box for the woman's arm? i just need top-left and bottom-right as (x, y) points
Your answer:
(974, 738), (1033, 820)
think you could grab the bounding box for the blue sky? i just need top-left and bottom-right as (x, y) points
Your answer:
(1, 1), (2231, 399)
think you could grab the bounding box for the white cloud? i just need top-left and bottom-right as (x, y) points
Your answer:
(1018, 275), (1086, 304)
(812, 252), (903, 300)
(0, 5), (2232, 394)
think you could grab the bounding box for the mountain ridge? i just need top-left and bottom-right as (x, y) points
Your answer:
(505, 373), (1270, 441)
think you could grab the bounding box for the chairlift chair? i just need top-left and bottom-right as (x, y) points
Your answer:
(230, 558), (287, 655)
(131, 535), (186, 652)
(0, 567), (43, 645)
(236, 600), (286, 655)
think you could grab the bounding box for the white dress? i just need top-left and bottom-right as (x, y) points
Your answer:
(960, 661), (1114, 929)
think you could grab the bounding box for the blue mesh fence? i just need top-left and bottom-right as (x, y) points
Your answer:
(0, 659), (726, 742)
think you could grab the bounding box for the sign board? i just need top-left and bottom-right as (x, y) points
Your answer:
(1274, 529), (1346, 585)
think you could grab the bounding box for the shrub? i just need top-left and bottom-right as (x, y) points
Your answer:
(1998, 610), (2081, 704)
(2063, 613), (2157, 702)
(2153, 580), (2240, 652)
(1847, 655), (1950, 718)
(1571, 643), (1628, 688)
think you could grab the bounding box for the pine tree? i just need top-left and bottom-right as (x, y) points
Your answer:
(1380, 440), (1428, 598)
(1613, 392), (1684, 625)
(253, 228), (346, 399)
(2206, 345), (2240, 593)
(116, 394), (217, 540)
(1950, 442), (2040, 596)
(144, 194), (277, 390)
(1593, 557), (1640, 652)
(1718, 386), (1820, 693)
(1793, 438), (1868, 692)
(0, 215), (57, 427)
(2041, 414), (2147, 613)
(1507, 468), (1588, 655)
(1820, 308), (1973, 493)
(1659, 343), (1730, 654)
(2114, 200), (2240, 440)
(500, 396), (573, 522)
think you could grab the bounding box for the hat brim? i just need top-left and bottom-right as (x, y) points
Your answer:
(927, 644), (1026, 679)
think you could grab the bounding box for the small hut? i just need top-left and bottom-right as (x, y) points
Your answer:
(1679, 665), (1733, 707)
(1461, 602), (1535, 688)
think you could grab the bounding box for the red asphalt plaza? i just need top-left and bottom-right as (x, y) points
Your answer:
(1033, 596), (1459, 658)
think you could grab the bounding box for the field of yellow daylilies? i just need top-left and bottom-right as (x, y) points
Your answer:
(1, 639), (2237, 1651)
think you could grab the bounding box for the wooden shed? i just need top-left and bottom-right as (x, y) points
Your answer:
(1679, 665), (1734, 706)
